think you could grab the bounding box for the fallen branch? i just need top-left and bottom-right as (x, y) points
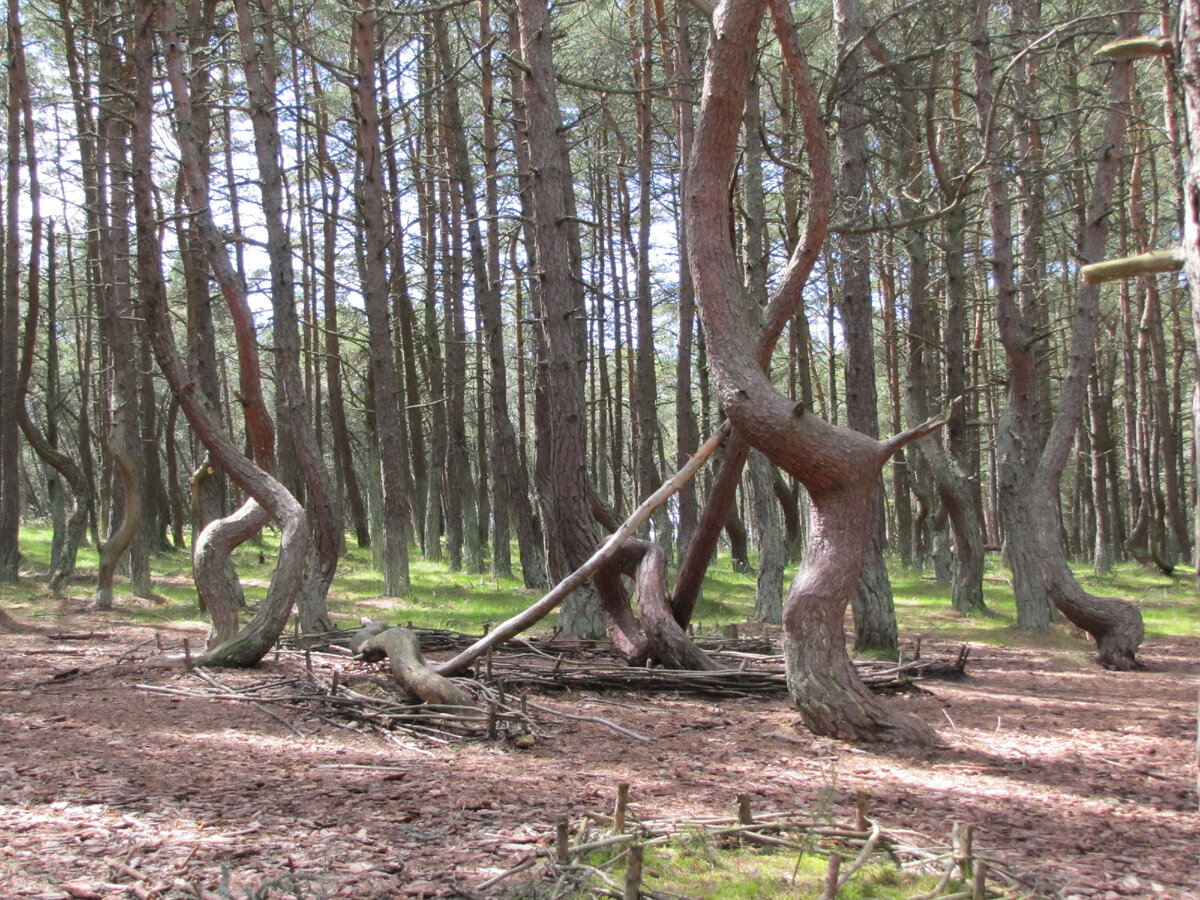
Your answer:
(435, 421), (731, 677)
(359, 627), (480, 713)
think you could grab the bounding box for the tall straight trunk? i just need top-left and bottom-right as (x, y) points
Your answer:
(354, 2), (411, 596)
(0, 0), (26, 581)
(673, 0), (700, 561)
(433, 5), (544, 586)
(633, 0), (671, 557)
(880, 256), (912, 570)
(1179, 0), (1200, 573)
(312, 88), (370, 549)
(415, 75), (446, 563)
(379, 76), (428, 551)
(39, 223), (88, 585)
(515, 0), (603, 636)
(833, 0), (897, 655)
(233, 0), (336, 631)
(94, 1), (145, 608)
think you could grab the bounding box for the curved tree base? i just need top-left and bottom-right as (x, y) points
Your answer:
(595, 538), (721, 671)
(1047, 565), (1144, 670)
(785, 634), (938, 744)
(95, 445), (141, 612)
(194, 498), (265, 649)
(784, 498), (939, 747)
(196, 512), (309, 668)
(360, 627), (480, 713)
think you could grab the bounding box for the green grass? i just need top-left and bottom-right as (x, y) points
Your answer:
(7, 522), (1200, 645)
(566, 837), (959, 900)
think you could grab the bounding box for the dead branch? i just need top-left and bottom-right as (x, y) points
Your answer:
(434, 421), (731, 677)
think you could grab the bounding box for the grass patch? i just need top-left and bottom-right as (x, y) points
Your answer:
(8, 523), (1199, 644)
(564, 837), (960, 900)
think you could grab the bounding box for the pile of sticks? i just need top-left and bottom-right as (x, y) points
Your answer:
(285, 626), (969, 698)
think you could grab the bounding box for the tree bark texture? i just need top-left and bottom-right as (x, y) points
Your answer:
(833, 0), (897, 656)
(516, 0), (604, 637)
(355, 2), (412, 597)
(686, 0), (934, 742)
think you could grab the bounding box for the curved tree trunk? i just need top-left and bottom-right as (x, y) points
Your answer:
(195, 499), (269, 649)
(134, 0), (307, 668)
(685, 0), (936, 743)
(979, 3), (1143, 666)
(95, 442), (142, 610)
(16, 212), (89, 593)
(1028, 16), (1142, 668)
(162, 0), (275, 630)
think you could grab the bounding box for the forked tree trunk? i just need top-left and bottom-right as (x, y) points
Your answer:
(686, 0), (937, 743)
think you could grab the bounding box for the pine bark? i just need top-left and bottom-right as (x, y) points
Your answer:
(354, 2), (411, 596)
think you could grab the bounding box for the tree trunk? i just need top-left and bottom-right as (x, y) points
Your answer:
(233, 0), (336, 632)
(748, 450), (784, 624)
(94, 3), (144, 609)
(354, 2), (411, 597)
(833, 0), (896, 655)
(133, 0), (308, 668)
(992, 6), (1144, 666)
(0, 0), (24, 582)
(1180, 0), (1200, 575)
(516, 0), (604, 636)
(687, 0), (933, 742)
(162, 0), (275, 624)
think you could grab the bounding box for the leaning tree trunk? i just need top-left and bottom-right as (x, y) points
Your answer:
(1026, 15), (1143, 668)
(685, 0), (938, 743)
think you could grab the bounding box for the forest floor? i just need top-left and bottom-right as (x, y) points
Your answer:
(0, 603), (1196, 900)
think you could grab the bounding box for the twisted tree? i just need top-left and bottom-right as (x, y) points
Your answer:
(685, 0), (944, 743)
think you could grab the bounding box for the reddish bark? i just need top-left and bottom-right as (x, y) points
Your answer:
(685, 0), (936, 742)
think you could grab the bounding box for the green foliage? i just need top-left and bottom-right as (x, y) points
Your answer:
(569, 838), (957, 900)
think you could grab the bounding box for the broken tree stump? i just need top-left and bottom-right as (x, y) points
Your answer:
(358, 627), (479, 713)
